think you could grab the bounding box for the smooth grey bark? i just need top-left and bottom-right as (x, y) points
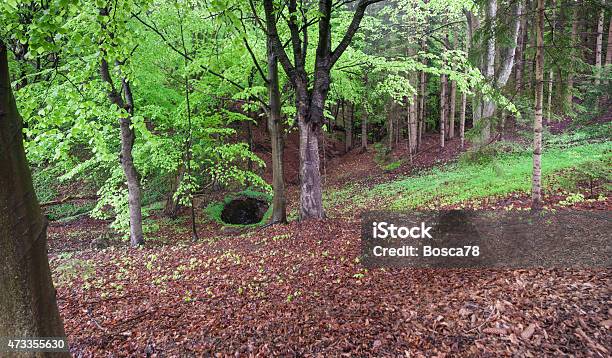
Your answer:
(266, 39), (287, 224)
(0, 41), (69, 356)
(532, 0), (544, 210)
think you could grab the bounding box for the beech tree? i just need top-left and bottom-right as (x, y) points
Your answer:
(262, 0), (383, 219)
(0, 40), (68, 353)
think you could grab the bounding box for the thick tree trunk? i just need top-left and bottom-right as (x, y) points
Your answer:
(297, 109), (324, 220)
(532, 0), (544, 210)
(267, 42), (287, 224)
(439, 74), (447, 148)
(0, 42), (68, 353)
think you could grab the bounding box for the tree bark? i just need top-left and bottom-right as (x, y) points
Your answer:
(439, 74), (447, 148)
(0, 41), (69, 354)
(361, 109), (367, 151)
(267, 39), (287, 224)
(417, 38), (427, 151)
(595, 5), (605, 85)
(606, 12), (612, 66)
(566, 4), (578, 108)
(547, 2), (556, 120)
(515, 0), (529, 94)
(532, 0), (544, 210)
(163, 163), (185, 218)
(345, 102), (353, 152)
(448, 79), (457, 139)
(119, 78), (144, 247)
(595, 5), (604, 86)
(460, 91), (467, 149)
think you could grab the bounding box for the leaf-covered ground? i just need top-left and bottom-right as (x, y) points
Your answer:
(50, 217), (611, 357)
(47, 132), (611, 357)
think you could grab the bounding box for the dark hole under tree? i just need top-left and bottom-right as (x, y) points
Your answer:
(221, 197), (269, 225)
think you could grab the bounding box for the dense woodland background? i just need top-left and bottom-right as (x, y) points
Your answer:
(1, 0), (611, 356)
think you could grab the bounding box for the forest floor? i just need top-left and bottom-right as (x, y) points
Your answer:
(47, 119), (611, 357)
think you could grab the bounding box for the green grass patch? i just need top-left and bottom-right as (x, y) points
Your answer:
(331, 141), (610, 211)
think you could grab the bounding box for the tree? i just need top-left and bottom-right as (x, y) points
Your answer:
(471, 0), (523, 143)
(532, 0), (544, 210)
(98, 6), (144, 247)
(0, 40), (68, 353)
(262, 0), (382, 220)
(266, 37), (287, 224)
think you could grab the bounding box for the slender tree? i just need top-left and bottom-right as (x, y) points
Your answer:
(266, 37), (287, 224)
(0, 41), (68, 353)
(440, 73), (447, 148)
(532, 0), (545, 210)
(98, 7), (144, 247)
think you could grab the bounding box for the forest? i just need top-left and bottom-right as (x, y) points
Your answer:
(0, 0), (611, 356)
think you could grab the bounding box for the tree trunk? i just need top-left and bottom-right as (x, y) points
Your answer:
(547, 2), (556, 120)
(297, 110), (324, 220)
(449, 79), (457, 139)
(267, 41), (287, 224)
(99, 58), (144, 247)
(388, 102), (394, 150)
(595, 6), (604, 86)
(409, 87), (418, 154)
(439, 74), (447, 148)
(345, 102), (353, 152)
(532, 0), (544, 210)
(515, 0), (528, 94)
(361, 109), (367, 151)
(119, 79), (144, 247)
(606, 12), (612, 66)
(163, 163), (185, 218)
(460, 92), (467, 148)
(566, 4), (578, 108)
(418, 39), (427, 151)
(0, 41), (68, 353)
